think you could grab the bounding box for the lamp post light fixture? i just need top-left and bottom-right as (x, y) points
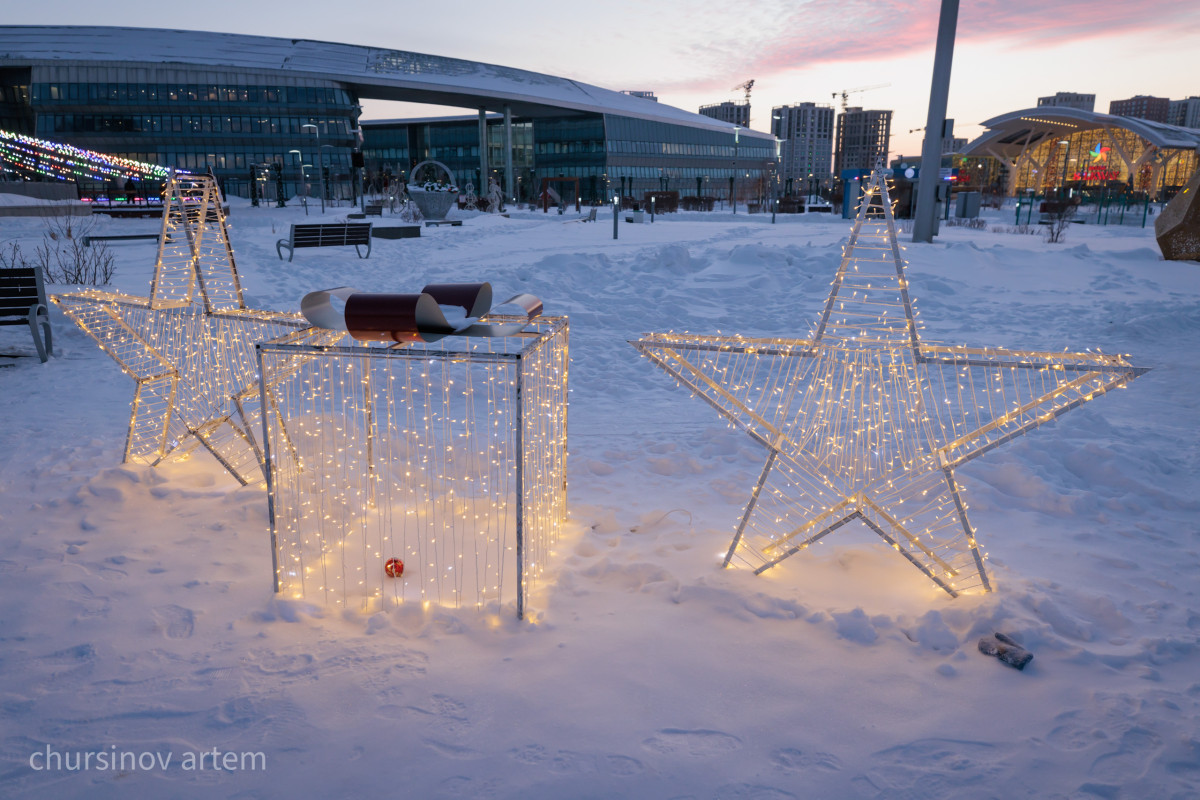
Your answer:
(301, 124), (324, 213)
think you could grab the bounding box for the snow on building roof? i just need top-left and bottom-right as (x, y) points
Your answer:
(0, 25), (774, 140)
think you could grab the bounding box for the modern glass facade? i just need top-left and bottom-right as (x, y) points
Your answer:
(0, 63), (359, 198)
(0, 67), (33, 135)
(963, 108), (1200, 200)
(1009, 127), (1198, 196)
(362, 116), (536, 197)
(363, 112), (776, 206)
(1, 34), (775, 207)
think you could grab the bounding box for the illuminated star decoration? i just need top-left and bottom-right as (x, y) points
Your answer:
(631, 164), (1147, 596)
(54, 172), (325, 484)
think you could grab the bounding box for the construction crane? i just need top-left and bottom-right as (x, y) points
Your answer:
(732, 79), (754, 107)
(832, 83), (890, 112)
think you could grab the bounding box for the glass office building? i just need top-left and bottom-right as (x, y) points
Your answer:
(0, 26), (776, 204)
(364, 112), (776, 206)
(0, 63), (358, 197)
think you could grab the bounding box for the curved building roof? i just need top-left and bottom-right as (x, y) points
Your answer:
(0, 25), (773, 140)
(964, 107), (1200, 157)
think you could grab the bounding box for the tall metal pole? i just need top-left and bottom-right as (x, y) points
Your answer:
(503, 105), (515, 205)
(912, 0), (960, 243)
(732, 126), (740, 214)
(478, 109), (489, 200)
(302, 124), (324, 214)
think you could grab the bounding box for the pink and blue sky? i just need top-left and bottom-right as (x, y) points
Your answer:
(9, 0), (1200, 156)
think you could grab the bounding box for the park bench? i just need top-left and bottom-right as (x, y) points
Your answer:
(82, 234), (161, 247)
(371, 226), (421, 240)
(364, 204), (384, 217)
(0, 266), (52, 363)
(424, 219), (463, 227)
(276, 222), (372, 262)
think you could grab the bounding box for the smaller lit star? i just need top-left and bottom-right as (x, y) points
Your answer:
(53, 173), (327, 484)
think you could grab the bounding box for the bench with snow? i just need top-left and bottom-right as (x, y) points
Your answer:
(0, 266), (52, 363)
(424, 219), (463, 227)
(82, 234), (161, 247)
(276, 222), (373, 261)
(365, 204), (384, 217)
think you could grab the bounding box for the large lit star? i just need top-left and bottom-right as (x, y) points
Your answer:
(53, 173), (322, 484)
(631, 165), (1147, 596)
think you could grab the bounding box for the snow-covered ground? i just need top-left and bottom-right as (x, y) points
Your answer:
(1, 198), (1198, 799)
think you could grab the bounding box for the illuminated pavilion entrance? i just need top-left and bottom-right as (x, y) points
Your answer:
(963, 108), (1200, 200)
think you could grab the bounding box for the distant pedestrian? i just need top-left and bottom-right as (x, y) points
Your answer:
(124, 177), (136, 205)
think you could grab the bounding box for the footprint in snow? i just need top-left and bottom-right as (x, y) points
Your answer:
(152, 604), (195, 638)
(641, 728), (742, 757)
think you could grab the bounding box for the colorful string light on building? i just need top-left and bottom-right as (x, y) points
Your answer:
(631, 162), (1148, 597)
(0, 128), (185, 183)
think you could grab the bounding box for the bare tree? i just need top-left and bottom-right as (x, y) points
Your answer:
(31, 213), (117, 285)
(1043, 193), (1077, 244)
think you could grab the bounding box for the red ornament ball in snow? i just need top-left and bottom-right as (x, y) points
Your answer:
(384, 558), (405, 578)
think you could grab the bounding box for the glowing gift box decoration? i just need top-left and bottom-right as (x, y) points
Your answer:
(259, 284), (568, 617)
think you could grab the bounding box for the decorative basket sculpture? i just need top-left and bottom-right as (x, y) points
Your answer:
(259, 284), (569, 617)
(406, 159), (459, 221)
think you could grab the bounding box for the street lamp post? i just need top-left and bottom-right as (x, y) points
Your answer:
(287, 149), (302, 202)
(300, 164), (312, 215)
(321, 144), (335, 208)
(772, 136), (782, 223)
(732, 125), (740, 214)
(1058, 139), (1071, 198)
(351, 120), (365, 213)
(301, 124), (324, 213)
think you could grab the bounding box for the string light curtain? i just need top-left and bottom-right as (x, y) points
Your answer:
(631, 163), (1147, 597)
(53, 173), (312, 483)
(259, 316), (569, 617)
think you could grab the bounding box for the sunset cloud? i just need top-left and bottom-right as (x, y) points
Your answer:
(646, 0), (1199, 95)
